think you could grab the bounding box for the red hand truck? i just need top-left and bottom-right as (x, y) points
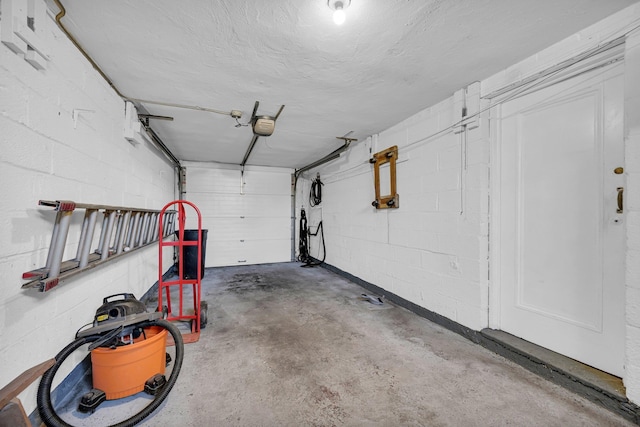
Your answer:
(157, 200), (206, 344)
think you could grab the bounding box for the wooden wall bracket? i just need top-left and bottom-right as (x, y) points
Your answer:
(370, 145), (399, 209)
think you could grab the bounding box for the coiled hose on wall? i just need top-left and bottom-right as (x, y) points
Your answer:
(37, 319), (184, 427)
(309, 176), (323, 207)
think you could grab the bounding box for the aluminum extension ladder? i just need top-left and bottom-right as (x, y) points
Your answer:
(22, 200), (176, 292)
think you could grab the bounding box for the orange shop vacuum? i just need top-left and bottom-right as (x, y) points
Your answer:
(37, 293), (185, 427)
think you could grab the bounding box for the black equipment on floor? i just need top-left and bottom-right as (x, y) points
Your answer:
(298, 208), (326, 268)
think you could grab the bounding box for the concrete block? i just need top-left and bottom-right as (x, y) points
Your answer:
(455, 301), (487, 330)
(466, 138), (489, 165)
(438, 190), (461, 213)
(0, 77), (29, 123)
(626, 324), (640, 375)
(420, 212), (457, 235)
(2, 119), (53, 172)
(625, 363), (640, 404)
(627, 250), (640, 287)
(627, 135), (640, 174)
(441, 278), (483, 308)
(393, 245), (422, 267)
(438, 234), (481, 260)
(420, 251), (451, 272)
(393, 277), (424, 306)
(406, 230), (439, 252)
(437, 141), (461, 171)
(420, 291), (457, 322)
(456, 256), (485, 283)
(466, 164), (488, 190)
(413, 192), (438, 213)
(407, 112), (439, 145)
(435, 168), (461, 192)
(379, 122), (408, 148)
(627, 286), (640, 328)
(628, 212), (640, 251)
(411, 145), (438, 174)
(626, 173), (640, 211)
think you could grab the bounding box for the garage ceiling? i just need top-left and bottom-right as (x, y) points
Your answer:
(56, 0), (637, 169)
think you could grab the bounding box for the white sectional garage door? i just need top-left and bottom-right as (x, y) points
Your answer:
(184, 163), (293, 267)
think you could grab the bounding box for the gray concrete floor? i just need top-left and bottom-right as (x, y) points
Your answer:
(46, 262), (633, 426)
(140, 262), (632, 426)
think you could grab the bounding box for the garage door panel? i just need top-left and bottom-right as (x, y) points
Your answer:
(240, 170), (292, 195)
(187, 167), (291, 195)
(188, 194), (291, 218)
(208, 239), (291, 267)
(187, 167), (242, 193)
(204, 217), (290, 241)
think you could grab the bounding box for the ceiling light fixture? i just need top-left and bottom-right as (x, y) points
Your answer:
(328, 0), (351, 25)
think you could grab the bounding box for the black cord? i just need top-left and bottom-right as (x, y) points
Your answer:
(297, 208), (309, 263)
(309, 177), (323, 206)
(75, 322), (94, 338)
(301, 221), (325, 268)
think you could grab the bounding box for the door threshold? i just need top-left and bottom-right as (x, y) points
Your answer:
(480, 328), (638, 423)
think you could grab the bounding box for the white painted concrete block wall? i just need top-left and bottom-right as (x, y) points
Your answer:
(0, 10), (176, 412)
(298, 97), (490, 331)
(298, 3), (640, 403)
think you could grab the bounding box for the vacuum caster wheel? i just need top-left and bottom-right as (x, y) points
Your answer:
(144, 374), (167, 396)
(78, 388), (106, 413)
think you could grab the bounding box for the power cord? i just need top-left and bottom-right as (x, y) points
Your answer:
(297, 208), (326, 267)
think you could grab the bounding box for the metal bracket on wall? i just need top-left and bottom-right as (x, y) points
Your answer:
(22, 200), (176, 292)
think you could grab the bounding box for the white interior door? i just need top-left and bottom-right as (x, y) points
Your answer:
(497, 61), (625, 376)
